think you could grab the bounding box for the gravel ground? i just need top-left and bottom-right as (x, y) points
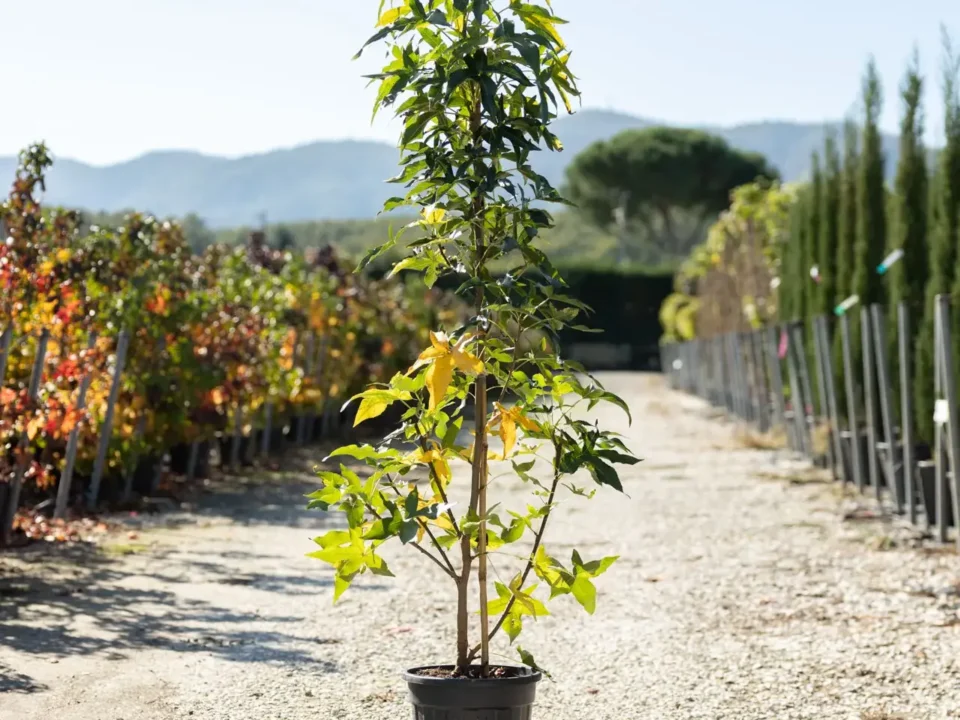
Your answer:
(3, 372), (960, 720)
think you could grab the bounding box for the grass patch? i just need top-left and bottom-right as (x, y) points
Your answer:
(730, 426), (788, 450)
(102, 542), (151, 556)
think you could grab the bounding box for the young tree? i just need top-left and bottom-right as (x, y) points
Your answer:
(802, 154), (823, 385)
(818, 133), (841, 321)
(308, 1), (638, 683)
(887, 52), (927, 392)
(781, 184), (808, 322)
(852, 58), (887, 312)
(918, 32), (960, 444)
(832, 119), (859, 416)
(805, 153), (823, 309)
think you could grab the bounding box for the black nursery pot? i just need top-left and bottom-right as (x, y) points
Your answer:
(403, 666), (541, 720)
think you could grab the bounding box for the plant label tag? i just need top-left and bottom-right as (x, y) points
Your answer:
(877, 248), (904, 275)
(934, 399), (949, 425)
(834, 294), (860, 316)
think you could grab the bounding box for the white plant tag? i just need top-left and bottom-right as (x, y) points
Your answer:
(934, 399), (949, 425)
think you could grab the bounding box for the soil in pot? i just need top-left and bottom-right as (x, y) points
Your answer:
(403, 665), (540, 720)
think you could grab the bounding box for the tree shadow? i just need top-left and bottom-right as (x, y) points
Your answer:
(0, 460), (390, 694)
(0, 662), (48, 694)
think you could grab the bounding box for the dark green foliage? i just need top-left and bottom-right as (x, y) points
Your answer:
(832, 120), (859, 416)
(887, 53), (927, 407)
(565, 127), (778, 258)
(805, 155), (823, 317)
(780, 188), (807, 322)
(917, 37), (960, 444)
(271, 225), (297, 251)
(818, 134), (841, 320)
(852, 59), (888, 312)
(803, 157), (823, 396)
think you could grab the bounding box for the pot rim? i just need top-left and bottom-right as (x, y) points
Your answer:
(403, 665), (542, 687)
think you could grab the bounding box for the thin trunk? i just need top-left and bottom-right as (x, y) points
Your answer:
(476, 378), (490, 670)
(457, 87), (489, 673)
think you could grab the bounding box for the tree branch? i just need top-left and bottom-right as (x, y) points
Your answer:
(363, 497), (456, 580)
(382, 481), (458, 580)
(466, 447), (562, 663)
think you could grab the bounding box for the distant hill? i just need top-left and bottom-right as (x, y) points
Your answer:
(0, 110), (900, 228)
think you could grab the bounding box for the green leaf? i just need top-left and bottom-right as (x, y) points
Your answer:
(600, 391), (633, 424)
(333, 573), (354, 602)
(501, 518), (525, 543)
(388, 254), (433, 277)
(596, 450), (640, 466)
(517, 647), (552, 679)
(503, 612), (523, 642)
(366, 553), (395, 577)
(399, 519), (419, 544)
(326, 445), (397, 462)
(586, 458), (623, 492)
(581, 555), (618, 577)
(570, 574), (596, 614)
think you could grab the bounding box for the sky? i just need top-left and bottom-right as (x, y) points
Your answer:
(2, 0), (958, 166)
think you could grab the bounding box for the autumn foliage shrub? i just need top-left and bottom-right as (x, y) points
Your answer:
(0, 144), (454, 522)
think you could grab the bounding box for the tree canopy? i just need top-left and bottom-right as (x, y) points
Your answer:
(564, 126), (779, 256)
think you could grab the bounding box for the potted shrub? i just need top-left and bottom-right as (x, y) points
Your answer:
(307, 2), (638, 717)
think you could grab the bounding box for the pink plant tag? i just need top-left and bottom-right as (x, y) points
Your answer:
(777, 330), (788, 360)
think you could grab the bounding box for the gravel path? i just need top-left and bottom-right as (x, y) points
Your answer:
(3, 372), (960, 720)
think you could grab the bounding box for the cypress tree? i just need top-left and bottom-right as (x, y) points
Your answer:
(781, 187), (807, 323)
(804, 154), (823, 394)
(832, 119), (860, 415)
(887, 52), (927, 398)
(852, 58), (887, 313)
(819, 133), (841, 321)
(806, 153), (823, 308)
(843, 59), (886, 415)
(917, 34), (960, 444)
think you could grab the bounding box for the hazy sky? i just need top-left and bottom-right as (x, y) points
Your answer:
(3, 0), (957, 165)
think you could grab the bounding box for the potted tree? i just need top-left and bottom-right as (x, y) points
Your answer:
(308, 1), (638, 717)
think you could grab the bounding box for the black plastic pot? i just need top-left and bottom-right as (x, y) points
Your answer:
(169, 441), (211, 479)
(403, 666), (540, 720)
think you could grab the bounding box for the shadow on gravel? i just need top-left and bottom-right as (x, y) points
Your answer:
(0, 662), (48, 694)
(0, 543), (348, 672)
(0, 452), (399, 692)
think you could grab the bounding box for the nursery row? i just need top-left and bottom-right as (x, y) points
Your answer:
(0, 144), (458, 545)
(663, 296), (960, 544)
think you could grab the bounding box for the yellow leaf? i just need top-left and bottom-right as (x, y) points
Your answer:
(451, 346), (483, 375)
(26, 417), (43, 441)
(489, 404), (540, 460)
(422, 205), (446, 225)
(377, 3), (406, 27)
(353, 390), (411, 427)
(498, 412), (517, 458)
(425, 355), (455, 410)
(422, 448), (451, 485)
(354, 396), (389, 426)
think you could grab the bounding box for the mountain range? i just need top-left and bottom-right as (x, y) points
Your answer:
(0, 110), (901, 228)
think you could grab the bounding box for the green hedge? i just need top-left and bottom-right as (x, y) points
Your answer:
(370, 264), (673, 370)
(553, 268), (673, 370)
